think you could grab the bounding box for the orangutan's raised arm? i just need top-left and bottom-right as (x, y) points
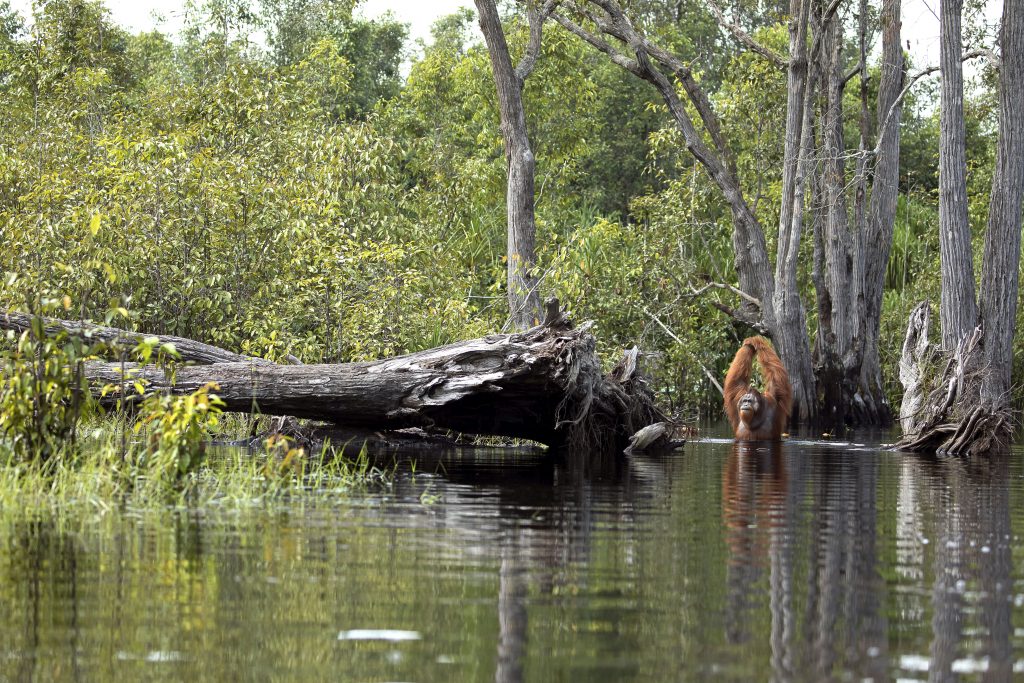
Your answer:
(722, 337), (792, 440)
(745, 336), (792, 429)
(723, 341), (756, 432)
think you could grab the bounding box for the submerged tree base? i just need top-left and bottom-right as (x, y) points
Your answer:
(895, 302), (1013, 456)
(76, 299), (669, 457)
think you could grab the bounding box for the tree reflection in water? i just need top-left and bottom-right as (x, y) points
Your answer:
(910, 452), (1013, 683)
(0, 438), (1018, 681)
(721, 439), (1014, 683)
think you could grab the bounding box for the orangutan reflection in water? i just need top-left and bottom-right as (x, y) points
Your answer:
(722, 441), (788, 567)
(721, 440), (789, 673)
(721, 441), (889, 682)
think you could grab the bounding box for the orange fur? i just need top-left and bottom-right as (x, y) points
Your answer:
(723, 336), (792, 441)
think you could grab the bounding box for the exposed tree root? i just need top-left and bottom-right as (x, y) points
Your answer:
(894, 302), (1013, 456)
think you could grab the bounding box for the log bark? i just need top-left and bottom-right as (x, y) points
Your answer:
(83, 301), (665, 452)
(0, 311), (271, 365)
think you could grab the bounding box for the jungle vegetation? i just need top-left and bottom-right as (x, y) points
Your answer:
(0, 0), (1017, 481)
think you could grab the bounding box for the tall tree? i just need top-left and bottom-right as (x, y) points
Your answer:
(937, 0), (976, 350)
(551, 0), (905, 425)
(475, 0), (550, 329)
(553, 0), (815, 421)
(860, 0), (905, 423)
(979, 0), (1024, 409)
(898, 0), (1023, 454)
(815, 4), (860, 424)
(813, 0), (905, 426)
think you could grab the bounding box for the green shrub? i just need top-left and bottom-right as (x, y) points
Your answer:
(133, 382), (224, 481)
(0, 299), (104, 462)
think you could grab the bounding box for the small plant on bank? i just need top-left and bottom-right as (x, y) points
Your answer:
(262, 433), (307, 480)
(0, 296), (105, 463)
(0, 304), (227, 485)
(133, 382), (225, 481)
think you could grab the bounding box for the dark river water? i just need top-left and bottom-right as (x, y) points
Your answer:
(2, 427), (1024, 682)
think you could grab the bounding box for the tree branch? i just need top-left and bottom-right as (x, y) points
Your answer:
(550, 11), (642, 76)
(0, 311), (271, 365)
(564, 1), (737, 188)
(642, 306), (724, 396)
(688, 282), (762, 309)
(709, 301), (768, 333)
(841, 64), (860, 87)
(516, 0), (560, 80)
(706, 0), (787, 67)
(823, 0), (844, 22)
(559, 0), (776, 315)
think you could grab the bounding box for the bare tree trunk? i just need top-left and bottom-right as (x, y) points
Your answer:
(809, 0), (902, 427)
(979, 0), (1024, 410)
(816, 11), (860, 426)
(773, 0), (818, 426)
(476, 0), (544, 329)
(853, 0), (872, 369)
(776, 0), (812, 257)
(551, 0), (907, 428)
(895, 0), (1019, 454)
(552, 1), (819, 424)
(938, 0), (977, 349)
(860, 0), (905, 424)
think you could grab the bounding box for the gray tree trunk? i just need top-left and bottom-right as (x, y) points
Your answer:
(552, 0), (818, 423)
(895, 0), (1021, 454)
(860, 0), (905, 423)
(476, 0), (543, 330)
(979, 0), (1024, 409)
(938, 0), (978, 349)
(772, 0), (818, 426)
(815, 11), (860, 426)
(776, 0), (811, 260)
(811, 0), (903, 426)
(552, 0), (909, 427)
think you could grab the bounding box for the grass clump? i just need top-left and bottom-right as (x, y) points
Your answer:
(0, 423), (389, 515)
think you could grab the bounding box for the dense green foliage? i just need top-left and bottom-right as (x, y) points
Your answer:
(0, 0), (1015, 472)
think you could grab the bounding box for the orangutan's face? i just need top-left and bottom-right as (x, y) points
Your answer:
(738, 391), (762, 423)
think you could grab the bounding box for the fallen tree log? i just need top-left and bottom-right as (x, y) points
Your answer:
(83, 300), (668, 452)
(1, 311), (271, 365)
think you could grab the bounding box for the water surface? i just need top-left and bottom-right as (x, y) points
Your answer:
(2, 429), (1023, 681)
